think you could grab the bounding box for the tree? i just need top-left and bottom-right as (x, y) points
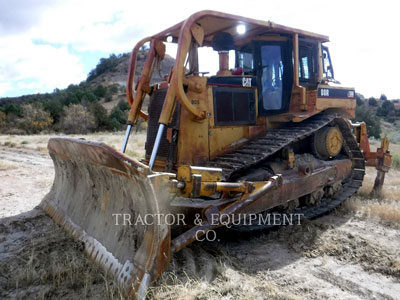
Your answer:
(355, 106), (381, 139)
(3, 103), (22, 116)
(43, 98), (64, 123)
(377, 100), (395, 117)
(87, 54), (120, 81)
(0, 111), (5, 129)
(355, 93), (364, 106)
(380, 94), (387, 101)
(110, 107), (127, 125)
(368, 97), (377, 106)
(109, 84), (119, 94)
(117, 99), (130, 111)
(61, 104), (96, 134)
(94, 85), (107, 98)
(89, 102), (111, 130)
(20, 103), (53, 134)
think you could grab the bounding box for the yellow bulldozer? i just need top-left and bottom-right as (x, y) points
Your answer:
(40, 10), (392, 299)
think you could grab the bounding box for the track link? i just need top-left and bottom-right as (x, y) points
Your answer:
(205, 114), (365, 230)
(206, 114), (347, 180)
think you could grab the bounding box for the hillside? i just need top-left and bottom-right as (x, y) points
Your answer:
(1, 51), (400, 138)
(0, 49), (175, 134)
(354, 93), (400, 141)
(86, 51), (175, 87)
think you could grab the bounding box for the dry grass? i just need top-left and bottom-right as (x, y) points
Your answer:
(357, 168), (400, 202)
(343, 166), (400, 224)
(0, 215), (128, 300)
(149, 266), (303, 300)
(0, 160), (16, 171)
(344, 197), (400, 224)
(0, 131), (147, 159)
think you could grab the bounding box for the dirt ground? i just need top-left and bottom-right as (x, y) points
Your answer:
(0, 137), (399, 300)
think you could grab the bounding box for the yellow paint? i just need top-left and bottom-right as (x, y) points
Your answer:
(209, 126), (248, 159)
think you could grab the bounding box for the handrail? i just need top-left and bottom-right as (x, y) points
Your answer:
(159, 18), (207, 123)
(126, 37), (152, 123)
(293, 33), (307, 111)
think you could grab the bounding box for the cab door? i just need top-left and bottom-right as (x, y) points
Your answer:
(256, 42), (293, 115)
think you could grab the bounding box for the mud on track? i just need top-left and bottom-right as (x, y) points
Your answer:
(0, 146), (399, 300)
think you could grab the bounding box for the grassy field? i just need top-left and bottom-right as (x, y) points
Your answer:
(1, 132), (399, 299)
(0, 131), (147, 159)
(1, 131), (399, 227)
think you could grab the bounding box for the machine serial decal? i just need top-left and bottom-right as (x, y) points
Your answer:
(318, 88), (355, 99)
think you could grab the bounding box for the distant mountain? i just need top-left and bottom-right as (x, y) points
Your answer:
(86, 49), (175, 88)
(0, 49), (176, 134)
(0, 49), (175, 106)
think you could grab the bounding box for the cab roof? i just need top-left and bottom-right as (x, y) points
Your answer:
(152, 10), (329, 45)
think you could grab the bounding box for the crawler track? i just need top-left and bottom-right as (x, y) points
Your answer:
(206, 114), (366, 230)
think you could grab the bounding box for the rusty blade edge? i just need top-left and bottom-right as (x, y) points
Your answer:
(40, 200), (137, 290)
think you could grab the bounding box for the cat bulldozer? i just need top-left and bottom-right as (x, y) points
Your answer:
(41, 10), (391, 299)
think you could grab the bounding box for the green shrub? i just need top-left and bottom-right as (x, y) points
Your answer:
(94, 85), (107, 98)
(0, 111), (5, 129)
(43, 98), (64, 123)
(392, 154), (400, 170)
(110, 107), (126, 125)
(108, 118), (121, 130)
(81, 92), (98, 103)
(87, 54), (120, 81)
(109, 84), (119, 95)
(355, 105), (381, 139)
(89, 102), (111, 130)
(355, 93), (365, 106)
(117, 100), (130, 111)
(3, 103), (22, 116)
(4, 141), (16, 147)
(104, 93), (113, 102)
(20, 103), (53, 134)
(368, 97), (377, 106)
(61, 104), (96, 134)
(377, 100), (395, 117)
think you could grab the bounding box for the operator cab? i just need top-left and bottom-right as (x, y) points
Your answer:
(209, 32), (335, 118)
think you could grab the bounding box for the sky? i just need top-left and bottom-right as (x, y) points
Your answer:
(0, 0), (399, 99)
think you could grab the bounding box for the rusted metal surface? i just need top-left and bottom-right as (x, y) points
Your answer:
(170, 115), (365, 249)
(41, 138), (174, 300)
(125, 10), (357, 171)
(232, 117), (366, 232)
(352, 122), (391, 195)
(126, 37), (151, 121)
(239, 159), (352, 215)
(153, 10), (329, 44)
(205, 114), (350, 180)
(313, 126), (343, 159)
(127, 39), (157, 124)
(171, 155), (354, 251)
(156, 10), (330, 125)
(171, 176), (282, 252)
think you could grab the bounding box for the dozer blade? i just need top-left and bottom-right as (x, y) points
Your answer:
(40, 138), (174, 299)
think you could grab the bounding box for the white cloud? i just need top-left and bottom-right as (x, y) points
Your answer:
(0, 0), (399, 98)
(0, 36), (85, 96)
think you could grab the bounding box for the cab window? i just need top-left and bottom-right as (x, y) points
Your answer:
(260, 45), (283, 110)
(237, 45), (254, 75)
(299, 41), (318, 84)
(322, 46), (334, 78)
